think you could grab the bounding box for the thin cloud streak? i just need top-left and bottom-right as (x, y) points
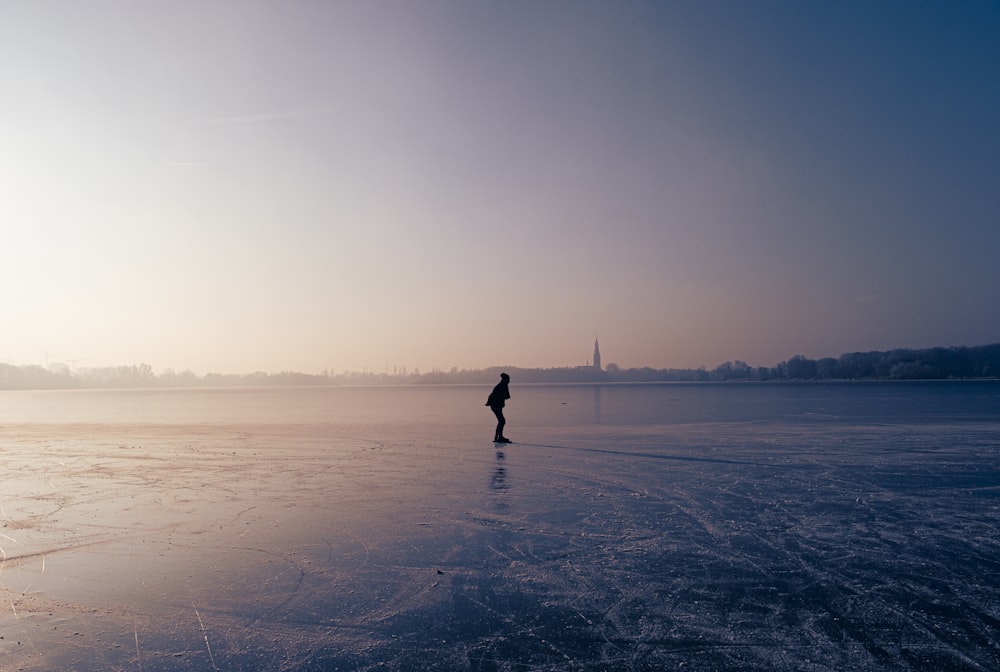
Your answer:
(199, 105), (341, 126)
(855, 294), (891, 305)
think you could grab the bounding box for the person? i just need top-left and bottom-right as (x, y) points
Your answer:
(485, 372), (511, 443)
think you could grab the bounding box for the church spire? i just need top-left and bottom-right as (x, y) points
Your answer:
(593, 336), (602, 371)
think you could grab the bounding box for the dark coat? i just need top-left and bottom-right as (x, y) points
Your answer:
(486, 380), (510, 409)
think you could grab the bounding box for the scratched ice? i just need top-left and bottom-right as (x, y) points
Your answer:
(1, 383), (999, 671)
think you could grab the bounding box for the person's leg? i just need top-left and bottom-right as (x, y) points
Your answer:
(492, 407), (505, 441)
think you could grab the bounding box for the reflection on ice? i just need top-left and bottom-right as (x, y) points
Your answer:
(490, 451), (508, 494)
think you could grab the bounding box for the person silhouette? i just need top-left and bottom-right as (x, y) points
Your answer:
(485, 372), (511, 443)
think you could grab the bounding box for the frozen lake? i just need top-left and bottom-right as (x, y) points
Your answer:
(1, 382), (999, 670)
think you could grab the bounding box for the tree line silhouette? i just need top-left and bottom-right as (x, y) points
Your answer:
(2, 343), (999, 390)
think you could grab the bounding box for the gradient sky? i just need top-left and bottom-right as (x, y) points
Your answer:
(3, 1), (999, 375)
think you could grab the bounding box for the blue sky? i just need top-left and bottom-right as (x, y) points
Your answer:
(2, 1), (998, 374)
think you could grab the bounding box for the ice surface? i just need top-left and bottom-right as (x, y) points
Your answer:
(1, 383), (999, 670)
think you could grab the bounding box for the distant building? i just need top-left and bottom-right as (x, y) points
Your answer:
(575, 337), (604, 373)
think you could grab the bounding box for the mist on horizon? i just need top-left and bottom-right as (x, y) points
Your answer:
(3, 3), (998, 376)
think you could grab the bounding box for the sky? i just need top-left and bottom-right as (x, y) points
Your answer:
(2, 1), (999, 375)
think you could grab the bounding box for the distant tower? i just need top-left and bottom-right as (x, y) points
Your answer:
(593, 337), (602, 371)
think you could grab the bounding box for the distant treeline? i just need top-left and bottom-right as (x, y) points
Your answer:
(2, 343), (999, 390)
(700, 342), (1000, 382)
